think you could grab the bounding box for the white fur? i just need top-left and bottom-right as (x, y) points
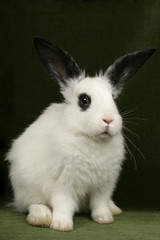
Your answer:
(7, 75), (125, 231)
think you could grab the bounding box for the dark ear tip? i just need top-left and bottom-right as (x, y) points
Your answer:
(34, 36), (53, 48)
(146, 46), (156, 54)
(34, 36), (59, 53)
(34, 36), (48, 47)
(34, 36), (42, 44)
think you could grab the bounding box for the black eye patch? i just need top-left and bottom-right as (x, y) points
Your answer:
(78, 93), (91, 111)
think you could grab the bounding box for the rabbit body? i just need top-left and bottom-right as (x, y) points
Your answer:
(7, 37), (155, 231)
(8, 104), (124, 211)
(8, 77), (124, 211)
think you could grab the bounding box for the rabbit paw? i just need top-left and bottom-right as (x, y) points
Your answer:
(109, 200), (122, 216)
(92, 208), (114, 224)
(93, 214), (114, 224)
(27, 204), (52, 228)
(50, 215), (73, 232)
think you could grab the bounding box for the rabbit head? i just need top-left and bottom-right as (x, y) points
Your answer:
(34, 37), (155, 140)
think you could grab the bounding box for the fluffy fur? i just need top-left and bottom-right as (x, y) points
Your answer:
(7, 38), (155, 231)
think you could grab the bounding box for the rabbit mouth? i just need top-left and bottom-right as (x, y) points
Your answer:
(99, 131), (111, 137)
(102, 131), (109, 135)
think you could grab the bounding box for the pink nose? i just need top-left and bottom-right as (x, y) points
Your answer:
(103, 119), (113, 125)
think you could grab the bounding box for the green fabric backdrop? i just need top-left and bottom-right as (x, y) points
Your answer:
(0, 0), (160, 211)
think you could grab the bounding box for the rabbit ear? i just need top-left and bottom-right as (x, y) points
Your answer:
(34, 36), (82, 85)
(105, 47), (156, 97)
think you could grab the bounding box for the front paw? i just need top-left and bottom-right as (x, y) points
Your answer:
(50, 215), (73, 232)
(27, 204), (52, 228)
(92, 210), (114, 224)
(93, 215), (114, 224)
(109, 200), (122, 216)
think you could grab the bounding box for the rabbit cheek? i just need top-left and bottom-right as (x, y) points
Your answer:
(108, 118), (122, 137)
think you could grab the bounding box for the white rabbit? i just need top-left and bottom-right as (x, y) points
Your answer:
(7, 37), (155, 232)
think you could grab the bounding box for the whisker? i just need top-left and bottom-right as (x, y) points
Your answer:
(123, 126), (140, 139)
(123, 120), (138, 125)
(121, 104), (146, 169)
(123, 117), (147, 121)
(120, 105), (140, 117)
(123, 137), (137, 170)
(120, 105), (140, 113)
(123, 132), (145, 160)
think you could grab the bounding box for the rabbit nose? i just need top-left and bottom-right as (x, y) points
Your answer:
(103, 119), (113, 125)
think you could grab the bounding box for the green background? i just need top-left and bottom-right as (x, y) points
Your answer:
(1, 0), (160, 212)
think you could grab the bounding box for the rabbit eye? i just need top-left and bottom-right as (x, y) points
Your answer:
(78, 93), (91, 111)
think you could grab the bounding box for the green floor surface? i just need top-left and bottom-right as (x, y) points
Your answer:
(1, 205), (160, 240)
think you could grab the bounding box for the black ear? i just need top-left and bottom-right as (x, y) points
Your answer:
(34, 36), (82, 85)
(106, 47), (156, 97)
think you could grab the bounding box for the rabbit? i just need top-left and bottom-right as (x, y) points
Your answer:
(7, 37), (155, 232)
